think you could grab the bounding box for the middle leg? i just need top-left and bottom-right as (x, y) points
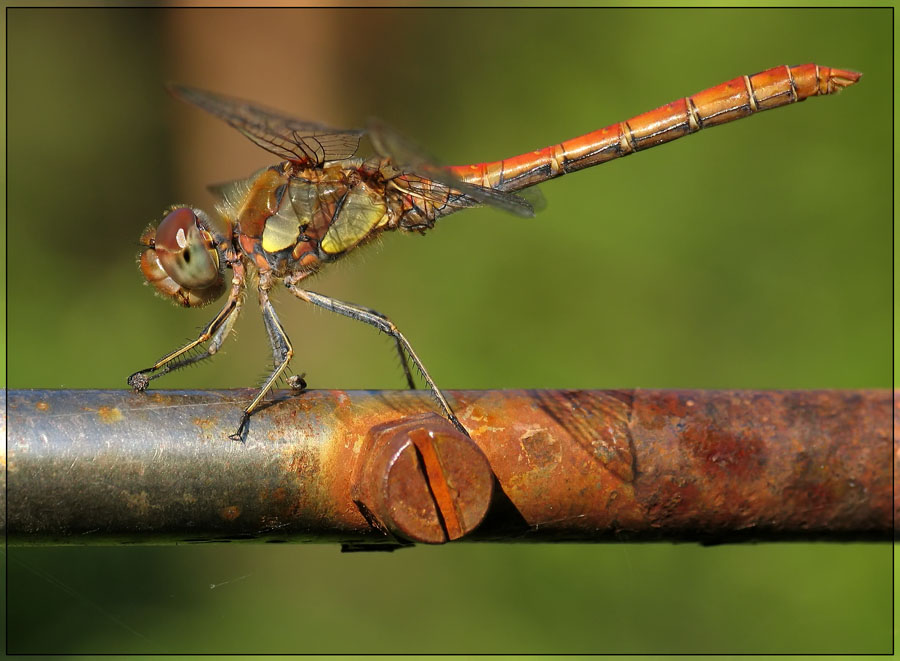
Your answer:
(231, 280), (294, 441)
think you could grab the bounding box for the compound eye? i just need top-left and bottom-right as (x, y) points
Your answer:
(155, 208), (220, 288)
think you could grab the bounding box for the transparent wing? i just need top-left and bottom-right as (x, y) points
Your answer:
(516, 186), (547, 213)
(366, 118), (536, 218)
(168, 84), (364, 166)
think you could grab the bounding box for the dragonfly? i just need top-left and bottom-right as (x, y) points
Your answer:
(128, 63), (860, 441)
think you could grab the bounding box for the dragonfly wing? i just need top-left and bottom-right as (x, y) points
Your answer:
(168, 84), (364, 166)
(366, 118), (535, 218)
(516, 185), (547, 213)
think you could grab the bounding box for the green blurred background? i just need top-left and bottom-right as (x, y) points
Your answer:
(6, 7), (892, 654)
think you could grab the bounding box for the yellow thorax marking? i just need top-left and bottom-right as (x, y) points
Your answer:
(262, 213), (301, 253)
(321, 182), (387, 255)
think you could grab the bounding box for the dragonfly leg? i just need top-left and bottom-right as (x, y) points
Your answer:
(230, 282), (294, 442)
(394, 337), (417, 390)
(285, 283), (468, 437)
(127, 265), (245, 392)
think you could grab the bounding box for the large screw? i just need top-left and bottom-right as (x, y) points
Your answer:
(351, 413), (494, 544)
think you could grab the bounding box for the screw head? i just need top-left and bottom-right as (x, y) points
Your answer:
(352, 413), (494, 544)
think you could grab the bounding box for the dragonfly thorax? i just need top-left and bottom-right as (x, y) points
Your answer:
(207, 162), (399, 279)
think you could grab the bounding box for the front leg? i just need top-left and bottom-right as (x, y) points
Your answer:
(230, 280), (294, 442)
(127, 265), (245, 391)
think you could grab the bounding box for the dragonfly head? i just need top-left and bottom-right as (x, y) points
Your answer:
(138, 207), (227, 307)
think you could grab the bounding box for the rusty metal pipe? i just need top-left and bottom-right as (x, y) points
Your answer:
(4, 389), (893, 545)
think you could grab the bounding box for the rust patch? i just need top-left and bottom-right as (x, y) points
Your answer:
(193, 417), (214, 430)
(282, 444), (321, 521)
(638, 391), (695, 430)
(288, 445), (318, 476)
(35, 401), (50, 412)
(520, 429), (559, 469)
(97, 406), (124, 423)
(644, 477), (702, 526)
(468, 404), (490, 421)
(682, 423), (765, 478)
(779, 451), (851, 526)
(221, 505), (242, 521)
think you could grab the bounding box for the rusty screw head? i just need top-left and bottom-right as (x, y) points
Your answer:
(351, 413), (494, 544)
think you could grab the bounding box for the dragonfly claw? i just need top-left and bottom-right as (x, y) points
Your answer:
(127, 371), (150, 392)
(229, 412), (251, 443)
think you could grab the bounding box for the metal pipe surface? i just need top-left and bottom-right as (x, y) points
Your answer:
(4, 389), (893, 546)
